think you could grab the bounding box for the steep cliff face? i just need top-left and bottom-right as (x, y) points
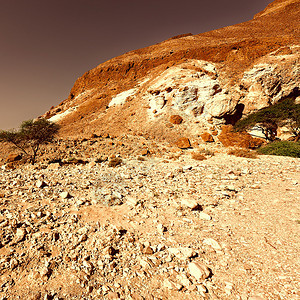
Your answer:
(43, 0), (300, 141)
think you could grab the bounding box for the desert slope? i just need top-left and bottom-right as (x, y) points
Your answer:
(42, 0), (299, 143)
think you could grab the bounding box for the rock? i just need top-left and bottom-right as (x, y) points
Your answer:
(191, 152), (207, 161)
(60, 192), (71, 199)
(163, 279), (182, 291)
(203, 238), (222, 250)
(108, 157), (122, 167)
(170, 115), (183, 124)
(175, 138), (191, 149)
(104, 246), (117, 256)
(143, 246), (154, 255)
(130, 293), (144, 300)
(47, 163), (60, 169)
(126, 196), (140, 206)
(200, 132), (214, 143)
(196, 284), (208, 295)
(157, 224), (167, 234)
(177, 273), (192, 287)
(168, 247), (196, 260)
(107, 292), (120, 299)
(248, 297), (265, 300)
(36, 180), (47, 188)
(140, 149), (149, 156)
(218, 125), (265, 149)
(40, 266), (51, 278)
(11, 228), (26, 244)
(181, 198), (202, 210)
(6, 154), (22, 163)
(199, 212), (212, 220)
(138, 257), (154, 269)
(9, 258), (19, 269)
(188, 262), (211, 281)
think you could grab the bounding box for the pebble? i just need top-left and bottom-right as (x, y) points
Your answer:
(181, 198), (202, 210)
(188, 262), (211, 281)
(199, 212), (212, 220)
(60, 191), (71, 199)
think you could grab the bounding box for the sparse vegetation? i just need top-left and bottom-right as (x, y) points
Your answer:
(227, 148), (258, 159)
(257, 141), (300, 158)
(197, 148), (215, 156)
(234, 96), (300, 141)
(0, 118), (59, 164)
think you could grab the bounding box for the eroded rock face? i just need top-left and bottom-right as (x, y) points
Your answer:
(240, 47), (300, 114)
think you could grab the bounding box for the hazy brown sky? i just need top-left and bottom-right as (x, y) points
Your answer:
(0, 0), (272, 129)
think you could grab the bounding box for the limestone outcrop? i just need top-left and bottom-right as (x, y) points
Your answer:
(42, 0), (300, 142)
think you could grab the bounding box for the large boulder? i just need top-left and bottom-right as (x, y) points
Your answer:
(218, 125), (265, 149)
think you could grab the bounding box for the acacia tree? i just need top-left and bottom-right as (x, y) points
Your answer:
(0, 118), (60, 164)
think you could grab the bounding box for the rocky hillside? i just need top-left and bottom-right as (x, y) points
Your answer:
(42, 0), (299, 143)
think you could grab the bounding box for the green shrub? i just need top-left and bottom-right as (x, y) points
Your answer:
(0, 119), (59, 164)
(234, 97), (300, 140)
(257, 141), (300, 158)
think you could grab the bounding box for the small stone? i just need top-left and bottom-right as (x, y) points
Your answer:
(157, 224), (167, 233)
(188, 262), (211, 281)
(181, 198), (202, 210)
(177, 273), (192, 287)
(203, 238), (222, 250)
(11, 228), (26, 244)
(168, 247), (196, 260)
(143, 246), (154, 255)
(197, 284), (208, 294)
(60, 192), (71, 199)
(102, 285), (110, 293)
(199, 212), (212, 220)
(140, 149), (150, 156)
(201, 132), (214, 143)
(175, 137), (191, 149)
(107, 292), (120, 299)
(36, 180), (47, 188)
(6, 153), (22, 163)
(163, 279), (182, 291)
(251, 184), (261, 189)
(126, 196), (140, 206)
(170, 115), (183, 125)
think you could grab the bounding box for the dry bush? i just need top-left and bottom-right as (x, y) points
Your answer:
(197, 148), (215, 156)
(227, 148), (258, 159)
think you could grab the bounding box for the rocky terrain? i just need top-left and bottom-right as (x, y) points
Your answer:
(1, 0), (299, 299)
(0, 134), (299, 300)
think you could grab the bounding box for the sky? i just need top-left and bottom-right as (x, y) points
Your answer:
(0, 0), (272, 130)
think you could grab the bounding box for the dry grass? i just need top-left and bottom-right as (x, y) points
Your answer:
(227, 148), (258, 159)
